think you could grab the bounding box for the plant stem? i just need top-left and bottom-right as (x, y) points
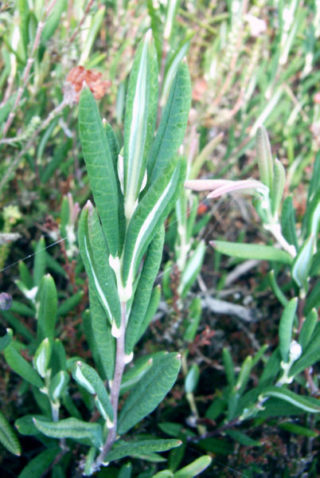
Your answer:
(93, 301), (127, 470)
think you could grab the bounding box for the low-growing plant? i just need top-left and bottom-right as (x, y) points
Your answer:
(0, 31), (212, 477)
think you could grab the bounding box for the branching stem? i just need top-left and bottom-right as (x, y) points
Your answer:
(93, 301), (127, 470)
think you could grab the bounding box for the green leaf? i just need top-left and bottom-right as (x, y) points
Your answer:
(279, 422), (319, 438)
(88, 284), (115, 380)
(122, 158), (185, 296)
(70, 360), (113, 425)
(78, 205), (121, 328)
(33, 417), (103, 448)
(104, 438), (181, 463)
(118, 462), (132, 478)
(279, 297), (298, 363)
(18, 447), (60, 478)
(226, 430), (261, 447)
(262, 386), (320, 413)
(292, 235), (315, 289)
(281, 196), (298, 249)
(124, 31), (158, 220)
(118, 352), (181, 434)
(271, 159), (285, 217)
(173, 455), (212, 477)
(211, 241), (293, 265)
(33, 237), (46, 287)
(0, 327), (12, 351)
(183, 297), (202, 343)
(49, 371), (69, 403)
(125, 226), (164, 354)
(299, 309), (318, 351)
(256, 126), (274, 190)
(290, 323), (320, 376)
(179, 241), (206, 298)
(136, 285), (161, 343)
(33, 338), (52, 378)
(148, 63), (191, 182)
(304, 279), (320, 314)
(37, 274), (57, 342)
(4, 343), (43, 388)
(120, 356), (153, 395)
(15, 414), (45, 436)
(79, 87), (121, 257)
(0, 410), (20, 456)
(185, 364), (200, 394)
(41, 0), (66, 45)
(222, 348), (235, 388)
(161, 38), (190, 105)
(57, 291), (84, 316)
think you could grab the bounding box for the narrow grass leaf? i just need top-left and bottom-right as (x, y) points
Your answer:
(271, 159), (285, 217)
(281, 196), (298, 249)
(299, 309), (318, 350)
(33, 237), (46, 287)
(118, 352), (181, 434)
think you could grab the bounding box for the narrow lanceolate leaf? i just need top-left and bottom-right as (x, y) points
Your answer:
(120, 356), (153, 395)
(137, 285), (161, 343)
(104, 438), (181, 463)
(148, 63), (191, 183)
(124, 30), (158, 219)
(118, 352), (181, 434)
(4, 344), (43, 388)
(88, 284), (115, 380)
(299, 309), (318, 351)
(179, 240), (206, 297)
(174, 456), (212, 478)
(262, 387), (320, 414)
(0, 411), (21, 456)
(70, 361), (113, 425)
(79, 87), (120, 257)
(271, 159), (285, 217)
(211, 241), (293, 265)
(256, 126), (274, 190)
(292, 235), (315, 289)
(78, 205), (120, 327)
(33, 236), (47, 287)
(290, 323), (320, 377)
(279, 297), (298, 363)
(125, 226), (164, 354)
(122, 158), (184, 296)
(18, 447), (60, 478)
(281, 196), (298, 249)
(33, 417), (103, 448)
(37, 274), (57, 342)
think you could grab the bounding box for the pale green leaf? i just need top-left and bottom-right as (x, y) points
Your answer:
(279, 298), (298, 363)
(263, 386), (320, 413)
(104, 438), (181, 463)
(33, 417), (103, 448)
(4, 343), (43, 388)
(211, 241), (293, 265)
(124, 31), (158, 219)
